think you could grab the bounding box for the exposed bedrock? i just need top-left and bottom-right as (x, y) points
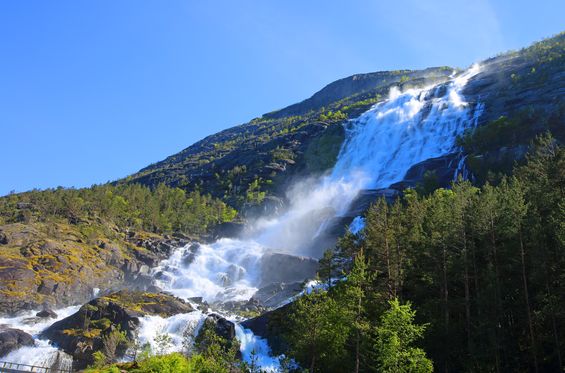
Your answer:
(0, 223), (192, 316)
(259, 252), (318, 287)
(0, 328), (35, 358)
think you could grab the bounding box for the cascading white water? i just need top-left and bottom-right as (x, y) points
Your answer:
(153, 238), (265, 303)
(0, 305), (79, 370)
(249, 65), (483, 256)
(0, 65), (483, 373)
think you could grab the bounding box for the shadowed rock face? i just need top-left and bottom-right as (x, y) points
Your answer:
(198, 314), (236, 341)
(251, 282), (304, 309)
(389, 153), (464, 190)
(0, 328), (35, 358)
(41, 290), (193, 370)
(241, 303), (294, 356)
(36, 309), (58, 319)
(259, 253), (318, 287)
(464, 51), (565, 126)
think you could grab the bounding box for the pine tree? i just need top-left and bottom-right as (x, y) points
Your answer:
(342, 250), (371, 373)
(372, 299), (433, 373)
(285, 290), (350, 372)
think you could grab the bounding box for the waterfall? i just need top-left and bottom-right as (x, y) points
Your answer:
(0, 305), (79, 371)
(0, 65), (483, 373)
(249, 64), (483, 256)
(149, 64), (483, 371)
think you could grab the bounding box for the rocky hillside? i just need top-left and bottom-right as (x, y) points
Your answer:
(0, 221), (191, 315)
(0, 182), (235, 315)
(124, 67), (454, 211)
(124, 32), (564, 211)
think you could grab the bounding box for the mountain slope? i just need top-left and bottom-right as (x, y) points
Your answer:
(124, 67), (454, 208)
(124, 32), (565, 210)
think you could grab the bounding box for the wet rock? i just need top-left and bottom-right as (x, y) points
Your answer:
(132, 249), (160, 268)
(181, 243), (200, 267)
(138, 264), (150, 276)
(188, 297), (209, 310)
(345, 189), (400, 217)
(210, 222), (245, 239)
(242, 196), (286, 220)
(251, 282), (304, 309)
(259, 253), (318, 287)
(217, 298), (265, 316)
(146, 285), (162, 293)
(36, 308), (58, 319)
(390, 153), (461, 190)
(129, 236), (191, 259)
(129, 275), (155, 291)
(197, 314), (236, 342)
(241, 303), (294, 356)
(0, 231), (7, 245)
(122, 259), (138, 275)
(0, 328), (35, 357)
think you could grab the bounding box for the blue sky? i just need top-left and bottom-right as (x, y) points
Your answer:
(0, 0), (563, 196)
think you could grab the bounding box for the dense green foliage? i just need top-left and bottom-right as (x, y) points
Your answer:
(86, 319), (246, 373)
(0, 183), (236, 235)
(295, 134), (563, 372)
(284, 252), (433, 373)
(85, 352), (240, 373)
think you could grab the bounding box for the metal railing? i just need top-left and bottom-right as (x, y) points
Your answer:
(0, 361), (72, 373)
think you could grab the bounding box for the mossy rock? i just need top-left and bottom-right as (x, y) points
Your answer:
(40, 290), (193, 369)
(302, 124), (345, 173)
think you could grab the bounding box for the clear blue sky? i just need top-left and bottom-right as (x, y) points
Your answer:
(0, 0), (563, 196)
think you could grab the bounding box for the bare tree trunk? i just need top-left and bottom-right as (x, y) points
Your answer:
(519, 228), (538, 372)
(442, 244), (449, 373)
(490, 217), (502, 373)
(546, 280), (563, 370)
(463, 232), (473, 357)
(355, 328), (360, 373)
(310, 355), (316, 373)
(384, 214), (393, 299)
(396, 241), (403, 298)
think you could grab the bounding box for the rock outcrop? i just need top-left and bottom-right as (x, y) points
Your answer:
(195, 313), (238, 355)
(198, 314), (236, 342)
(0, 222), (191, 315)
(259, 253), (318, 287)
(0, 328), (35, 357)
(241, 303), (294, 356)
(251, 282), (303, 309)
(41, 290), (193, 369)
(36, 308), (58, 319)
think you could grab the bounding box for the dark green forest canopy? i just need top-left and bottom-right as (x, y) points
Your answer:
(286, 134), (564, 372)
